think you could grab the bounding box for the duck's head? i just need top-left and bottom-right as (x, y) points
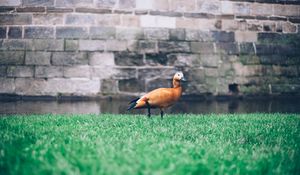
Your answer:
(173, 71), (186, 82)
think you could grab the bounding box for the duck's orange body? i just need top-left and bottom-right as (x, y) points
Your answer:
(128, 72), (185, 118)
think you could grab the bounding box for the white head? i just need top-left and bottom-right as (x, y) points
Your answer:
(173, 72), (186, 81)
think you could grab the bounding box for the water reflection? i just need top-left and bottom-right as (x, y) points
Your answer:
(0, 98), (300, 115)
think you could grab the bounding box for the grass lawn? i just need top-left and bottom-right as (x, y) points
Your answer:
(0, 113), (299, 175)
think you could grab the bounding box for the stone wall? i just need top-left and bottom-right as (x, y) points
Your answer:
(0, 0), (300, 99)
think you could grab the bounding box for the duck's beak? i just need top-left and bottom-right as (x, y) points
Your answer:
(181, 77), (186, 82)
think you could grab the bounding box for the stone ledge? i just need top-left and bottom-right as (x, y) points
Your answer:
(1, 93), (300, 102)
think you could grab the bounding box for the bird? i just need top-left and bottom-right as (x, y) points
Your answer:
(127, 71), (186, 119)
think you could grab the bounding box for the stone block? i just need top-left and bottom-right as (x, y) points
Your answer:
(255, 44), (276, 55)
(90, 27), (115, 39)
(96, 0), (117, 8)
(146, 78), (171, 91)
(235, 31), (257, 43)
(257, 32), (282, 43)
(23, 0), (54, 6)
(221, 1), (234, 14)
(212, 31), (235, 42)
(35, 66), (63, 78)
(118, 0), (135, 9)
(136, 0), (152, 9)
(0, 0), (21, 6)
(272, 84), (300, 95)
(114, 68), (136, 79)
(16, 78), (99, 96)
(233, 2), (250, 15)
(247, 21), (263, 32)
(8, 27), (21, 39)
(141, 16), (176, 28)
(273, 4), (299, 16)
(116, 28), (143, 40)
(138, 40), (157, 53)
(145, 53), (175, 66)
(158, 41), (190, 53)
(191, 42), (215, 54)
(65, 14), (96, 25)
(63, 66), (90, 78)
(185, 30), (213, 41)
(169, 28), (185, 41)
(52, 52), (88, 66)
(65, 40), (79, 51)
(7, 66), (34, 77)
(56, 27), (89, 39)
(25, 52), (51, 65)
(144, 28), (169, 40)
(152, 0), (169, 10)
(222, 20), (239, 31)
(0, 66), (6, 77)
(239, 43), (256, 55)
(56, 0), (94, 7)
(197, 0), (220, 14)
(96, 14), (120, 26)
(176, 18), (200, 29)
(121, 15), (140, 27)
(262, 21), (276, 32)
(0, 78), (15, 93)
(186, 68), (205, 83)
(218, 63), (234, 77)
(0, 7), (15, 13)
(204, 68), (218, 77)
(0, 27), (6, 39)
(250, 3), (273, 16)
(170, 0), (195, 11)
(106, 40), (127, 51)
(169, 53), (201, 67)
(27, 39), (64, 51)
(78, 40), (105, 51)
(89, 52), (114, 66)
(0, 40), (26, 50)
(140, 15), (157, 27)
(119, 78), (145, 92)
(138, 68), (175, 79)
(0, 14), (32, 25)
(200, 54), (220, 68)
(115, 52), (144, 66)
(282, 22), (297, 33)
(0, 51), (24, 65)
(216, 43), (239, 55)
(239, 55), (260, 65)
(33, 14), (64, 25)
(91, 66), (117, 79)
(101, 79), (118, 94)
(24, 27), (54, 39)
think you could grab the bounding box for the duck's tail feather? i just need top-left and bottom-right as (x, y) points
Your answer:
(127, 98), (139, 111)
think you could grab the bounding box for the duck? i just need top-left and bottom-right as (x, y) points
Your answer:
(128, 71), (186, 118)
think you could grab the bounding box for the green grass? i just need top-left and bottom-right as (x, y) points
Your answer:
(0, 114), (299, 175)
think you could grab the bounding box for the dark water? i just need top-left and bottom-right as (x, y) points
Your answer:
(0, 98), (300, 115)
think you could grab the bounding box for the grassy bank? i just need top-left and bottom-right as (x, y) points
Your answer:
(0, 114), (299, 175)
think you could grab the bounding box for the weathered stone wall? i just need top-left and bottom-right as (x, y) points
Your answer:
(0, 0), (299, 98)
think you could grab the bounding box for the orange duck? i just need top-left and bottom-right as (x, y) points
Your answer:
(128, 72), (186, 118)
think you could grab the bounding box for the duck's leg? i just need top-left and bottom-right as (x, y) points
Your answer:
(146, 101), (151, 118)
(160, 109), (164, 119)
